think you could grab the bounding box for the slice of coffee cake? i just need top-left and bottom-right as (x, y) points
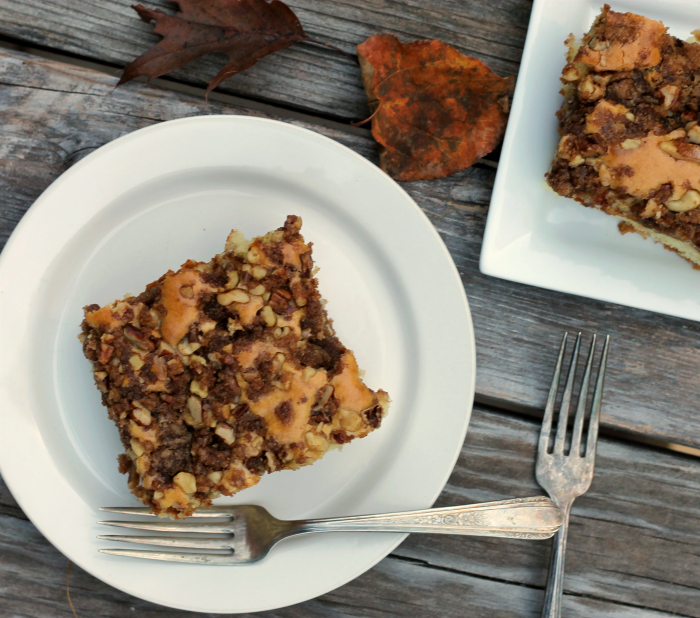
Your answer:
(80, 216), (389, 518)
(547, 5), (700, 267)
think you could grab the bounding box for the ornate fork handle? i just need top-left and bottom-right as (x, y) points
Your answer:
(287, 497), (563, 540)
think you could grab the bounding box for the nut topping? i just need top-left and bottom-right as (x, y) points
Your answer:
(199, 319), (217, 334)
(557, 135), (577, 161)
(269, 292), (292, 315)
(187, 395), (203, 424)
(124, 325), (152, 351)
(561, 64), (580, 82)
(621, 139), (642, 150)
(659, 140), (700, 163)
(215, 423), (235, 445)
(305, 431), (329, 452)
(173, 471), (197, 494)
(578, 75), (604, 100)
(131, 407), (152, 426)
(641, 198), (662, 219)
(252, 266), (267, 280)
(589, 37), (611, 51)
(177, 339), (201, 356)
(98, 343), (114, 365)
(158, 340), (176, 355)
(667, 189), (700, 212)
(190, 380), (208, 398)
(218, 289), (250, 306)
(314, 385), (334, 410)
(130, 438), (145, 457)
(246, 247), (262, 264)
(659, 84), (680, 109)
(225, 271), (240, 290)
(260, 305), (277, 327)
(338, 409), (363, 432)
(688, 124), (700, 145)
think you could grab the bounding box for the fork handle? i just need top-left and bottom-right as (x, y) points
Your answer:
(288, 497), (563, 539)
(541, 502), (572, 618)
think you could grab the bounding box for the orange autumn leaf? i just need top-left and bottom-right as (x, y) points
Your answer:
(356, 34), (514, 181)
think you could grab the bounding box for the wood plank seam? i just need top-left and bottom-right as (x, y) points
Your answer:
(0, 37), (375, 136)
(0, 34), (363, 126)
(390, 554), (696, 618)
(390, 553), (543, 590)
(599, 567), (700, 592)
(476, 397), (700, 459)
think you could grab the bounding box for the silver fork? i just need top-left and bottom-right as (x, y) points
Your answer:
(98, 496), (564, 565)
(537, 332), (609, 617)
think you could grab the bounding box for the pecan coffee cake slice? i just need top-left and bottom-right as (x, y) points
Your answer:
(80, 216), (389, 518)
(547, 5), (700, 267)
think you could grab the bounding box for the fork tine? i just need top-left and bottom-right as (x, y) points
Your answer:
(539, 333), (568, 454)
(570, 334), (597, 457)
(99, 506), (233, 518)
(553, 333), (581, 454)
(99, 507), (159, 517)
(97, 535), (233, 550)
(98, 520), (232, 534)
(585, 335), (609, 462)
(99, 549), (244, 564)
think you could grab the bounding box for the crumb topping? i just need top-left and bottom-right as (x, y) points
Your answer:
(80, 215), (389, 518)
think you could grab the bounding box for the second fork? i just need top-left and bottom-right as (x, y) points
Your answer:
(536, 332), (609, 618)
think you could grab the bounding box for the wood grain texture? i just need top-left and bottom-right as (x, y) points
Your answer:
(3, 47), (700, 450)
(1, 405), (698, 617)
(0, 0), (531, 121)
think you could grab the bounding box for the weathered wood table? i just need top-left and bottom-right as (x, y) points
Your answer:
(2, 1), (700, 616)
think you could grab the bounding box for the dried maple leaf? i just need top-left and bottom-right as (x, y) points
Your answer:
(356, 34), (514, 181)
(119, 0), (308, 93)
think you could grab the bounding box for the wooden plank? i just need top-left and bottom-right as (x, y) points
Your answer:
(0, 0), (532, 121)
(1, 405), (698, 617)
(2, 46), (700, 450)
(395, 407), (700, 616)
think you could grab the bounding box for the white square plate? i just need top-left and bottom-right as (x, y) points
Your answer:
(481, 0), (700, 322)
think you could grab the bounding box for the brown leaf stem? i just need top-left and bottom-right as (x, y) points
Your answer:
(351, 104), (381, 127)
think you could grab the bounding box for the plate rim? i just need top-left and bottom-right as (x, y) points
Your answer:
(0, 115), (476, 612)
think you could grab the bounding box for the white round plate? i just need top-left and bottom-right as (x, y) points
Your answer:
(0, 116), (475, 613)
